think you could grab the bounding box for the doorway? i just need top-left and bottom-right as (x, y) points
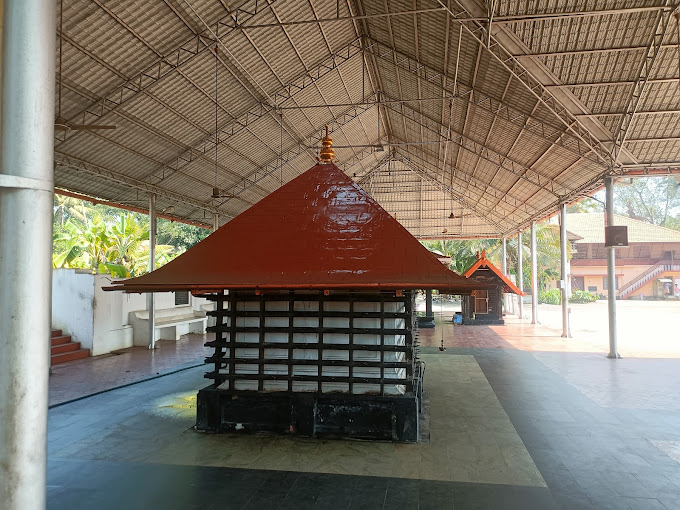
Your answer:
(473, 290), (488, 314)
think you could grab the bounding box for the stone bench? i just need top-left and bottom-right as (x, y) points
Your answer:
(129, 306), (207, 345)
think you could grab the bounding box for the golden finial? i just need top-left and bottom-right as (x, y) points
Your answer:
(319, 125), (335, 163)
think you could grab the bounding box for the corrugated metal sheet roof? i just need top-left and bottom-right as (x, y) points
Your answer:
(52, 0), (680, 237)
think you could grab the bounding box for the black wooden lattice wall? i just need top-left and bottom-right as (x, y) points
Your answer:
(204, 291), (417, 396)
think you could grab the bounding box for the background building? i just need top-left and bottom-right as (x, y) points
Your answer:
(567, 213), (680, 299)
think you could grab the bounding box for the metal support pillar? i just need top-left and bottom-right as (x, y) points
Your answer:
(605, 177), (620, 358)
(530, 221), (538, 325)
(147, 194), (156, 349)
(560, 203), (571, 337)
(517, 231), (524, 319)
(213, 213), (219, 232)
(0, 0), (56, 507)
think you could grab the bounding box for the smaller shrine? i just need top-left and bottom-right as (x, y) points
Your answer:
(461, 250), (524, 325)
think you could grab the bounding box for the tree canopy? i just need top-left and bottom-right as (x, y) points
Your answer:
(612, 177), (680, 228)
(52, 195), (210, 277)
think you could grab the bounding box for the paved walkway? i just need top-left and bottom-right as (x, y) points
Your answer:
(49, 335), (208, 406)
(47, 323), (680, 509)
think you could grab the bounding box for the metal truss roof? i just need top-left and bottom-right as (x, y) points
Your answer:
(54, 0), (680, 237)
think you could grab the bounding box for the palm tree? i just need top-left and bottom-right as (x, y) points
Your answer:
(503, 223), (570, 291)
(52, 217), (110, 271)
(423, 239), (500, 274)
(424, 221), (570, 291)
(53, 194), (94, 226)
(107, 213), (149, 268)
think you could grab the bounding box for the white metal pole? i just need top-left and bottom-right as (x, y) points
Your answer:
(148, 194), (156, 349)
(213, 213), (219, 232)
(0, 1), (56, 508)
(605, 177), (620, 358)
(531, 221), (538, 325)
(517, 231), (524, 319)
(560, 203), (571, 337)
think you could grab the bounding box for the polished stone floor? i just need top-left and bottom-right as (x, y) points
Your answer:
(47, 322), (680, 509)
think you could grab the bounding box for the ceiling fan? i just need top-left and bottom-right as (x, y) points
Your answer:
(55, 0), (116, 132)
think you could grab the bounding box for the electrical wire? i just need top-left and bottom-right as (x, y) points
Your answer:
(214, 23), (219, 191)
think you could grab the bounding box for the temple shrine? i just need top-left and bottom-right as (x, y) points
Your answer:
(461, 250), (524, 326)
(107, 130), (489, 442)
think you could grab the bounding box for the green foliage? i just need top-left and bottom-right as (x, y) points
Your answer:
(52, 195), (210, 276)
(422, 239), (500, 274)
(569, 289), (598, 303)
(539, 288), (561, 305)
(157, 218), (210, 252)
(423, 221), (572, 294)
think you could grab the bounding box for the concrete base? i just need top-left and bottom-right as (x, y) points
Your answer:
(417, 316), (435, 328)
(196, 387), (421, 442)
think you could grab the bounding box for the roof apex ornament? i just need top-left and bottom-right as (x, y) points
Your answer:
(318, 125), (335, 163)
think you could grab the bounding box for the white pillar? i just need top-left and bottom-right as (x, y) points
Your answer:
(530, 221), (538, 325)
(560, 204), (570, 337)
(148, 194), (156, 349)
(605, 177), (620, 358)
(213, 212), (219, 232)
(0, 1), (56, 508)
(517, 231), (524, 319)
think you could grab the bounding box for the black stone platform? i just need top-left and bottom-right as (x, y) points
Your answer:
(196, 387), (420, 442)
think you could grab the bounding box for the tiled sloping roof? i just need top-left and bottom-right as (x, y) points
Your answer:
(105, 163), (489, 294)
(566, 213), (680, 244)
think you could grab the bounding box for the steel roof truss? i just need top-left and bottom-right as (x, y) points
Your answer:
(436, 0), (613, 167)
(383, 99), (567, 197)
(361, 37), (601, 165)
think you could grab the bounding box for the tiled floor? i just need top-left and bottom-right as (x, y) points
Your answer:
(47, 317), (680, 509)
(49, 335), (207, 406)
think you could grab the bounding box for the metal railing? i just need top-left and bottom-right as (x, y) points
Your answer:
(618, 260), (680, 299)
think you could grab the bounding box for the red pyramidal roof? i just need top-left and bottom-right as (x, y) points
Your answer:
(463, 250), (524, 295)
(106, 163), (487, 294)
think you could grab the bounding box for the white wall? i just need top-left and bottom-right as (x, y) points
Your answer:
(52, 269), (214, 356)
(52, 269), (95, 351)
